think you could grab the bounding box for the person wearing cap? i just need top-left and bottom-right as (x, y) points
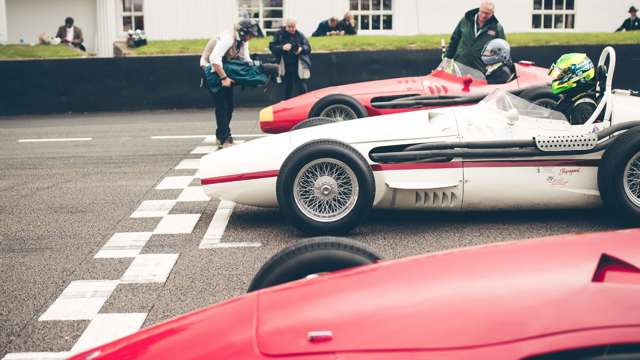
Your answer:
(200, 20), (258, 148)
(55, 17), (85, 51)
(312, 16), (342, 37)
(444, 0), (505, 73)
(616, 6), (640, 31)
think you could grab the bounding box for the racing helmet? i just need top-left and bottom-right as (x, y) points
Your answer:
(481, 39), (511, 66)
(237, 19), (259, 41)
(548, 53), (595, 95)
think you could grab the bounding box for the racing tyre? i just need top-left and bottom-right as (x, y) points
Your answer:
(247, 237), (382, 292)
(309, 94), (368, 121)
(598, 126), (640, 224)
(520, 87), (559, 109)
(277, 140), (375, 235)
(567, 98), (597, 125)
(291, 117), (337, 131)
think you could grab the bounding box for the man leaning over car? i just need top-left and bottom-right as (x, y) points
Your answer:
(444, 0), (505, 73)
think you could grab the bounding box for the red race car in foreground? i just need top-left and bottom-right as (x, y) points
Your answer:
(259, 58), (553, 133)
(70, 229), (640, 360)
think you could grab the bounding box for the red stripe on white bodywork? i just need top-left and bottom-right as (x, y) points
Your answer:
(200, 170), (279, 186)
(201, 159), (599, 186)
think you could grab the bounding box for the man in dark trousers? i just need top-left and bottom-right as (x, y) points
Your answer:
(616, 6), (640, 31)
(56, 17), (85, 51)
(444, 1), (505, 73)
(269, 18), (312, 100)
(200, 20), (259, 148)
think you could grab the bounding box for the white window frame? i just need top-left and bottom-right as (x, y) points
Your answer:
(120, 0), (144, 35)
(238, 1), (284, 36)
(531, 0), (576, 32)
(350, 0), (394, 34)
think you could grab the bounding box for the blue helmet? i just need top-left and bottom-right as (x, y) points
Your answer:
(481, 39), (511, 66)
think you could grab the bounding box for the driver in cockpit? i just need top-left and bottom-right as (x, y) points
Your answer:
(481, 39), (515, 85)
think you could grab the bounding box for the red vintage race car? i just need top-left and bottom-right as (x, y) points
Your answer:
(70, 230), (640, 360)
(259, 58), (554, 133)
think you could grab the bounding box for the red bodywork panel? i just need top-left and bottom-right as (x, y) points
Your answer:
(69, 229), (640, 360)
(260, 63), (552, 133)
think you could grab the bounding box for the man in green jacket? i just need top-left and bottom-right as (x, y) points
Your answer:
(444, 1), (506, 73)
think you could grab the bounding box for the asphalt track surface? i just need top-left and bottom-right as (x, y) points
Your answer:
(0, 108), (622, 359)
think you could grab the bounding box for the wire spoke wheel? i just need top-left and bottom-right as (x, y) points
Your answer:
(293, 158), (359, 223)
(320, 104), (358, 121)
(624, 152), (640, 207)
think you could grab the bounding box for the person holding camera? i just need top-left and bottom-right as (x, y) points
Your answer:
(200, 20), (259, 148)
(269, 18), (312, 100)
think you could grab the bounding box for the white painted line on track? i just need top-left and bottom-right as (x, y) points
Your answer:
(153, 214), (201, 234)
(2, 352), (69, 360)
(150, 135), (208, 140)
(202, 135), (264, 144)
(70, 313), (147, 355)
(190, 145), (218, 154)
(200, 200), (235, 249)
(130, 200), (177, 218)
(155, 176), (195, 190)
(120, 254), (179, 284)
(151, 134), (266, 140)
(209, 242), (262, 248)
(176, 186), (210, 202)
(175, 158), (201, 170)
(18, 138), (92, 143)
(94, 232), (153, 259)
(39, 280), (119, 321)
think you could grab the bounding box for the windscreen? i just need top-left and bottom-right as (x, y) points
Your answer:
(436, 58), (486, 81)
(480, 90), (568, 122)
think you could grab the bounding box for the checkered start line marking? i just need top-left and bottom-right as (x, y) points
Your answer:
(3, 135), (263, 360)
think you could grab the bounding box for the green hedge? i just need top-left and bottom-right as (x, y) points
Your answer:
(2, 32), (638, 59)
(0, 44), (84, 60)
(132, 32), (640, 56)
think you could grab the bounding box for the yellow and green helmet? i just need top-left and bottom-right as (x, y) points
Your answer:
(548, 53), (595, 95)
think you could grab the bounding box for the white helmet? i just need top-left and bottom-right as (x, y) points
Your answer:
(482, 39), (511, 66)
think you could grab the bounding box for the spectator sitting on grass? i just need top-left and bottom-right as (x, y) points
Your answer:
(56, 17), (85, 51)
(615, 6), (640, 31)
(312, 16), (342, 37)
(338, 11), (358, 35)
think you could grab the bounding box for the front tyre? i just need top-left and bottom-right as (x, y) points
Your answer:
(247, 237), (381, 292)
(277, 140), (375, 235)
(598, 127), (640, 224)
(291, 117), (337, 131)
(309, 94), (368, 121)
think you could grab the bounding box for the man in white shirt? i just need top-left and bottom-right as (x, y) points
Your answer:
(200, 20), (258, 148)
(56, 17), (85, 51)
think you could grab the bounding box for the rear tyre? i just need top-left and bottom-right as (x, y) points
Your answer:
(291, 117), (337, 131)
(520, 87), (559, 109)
(568, 98), (597, 125)
(276, 140), (375, 235)
(309, 94), (368, 121)
(598, 126), (640, 224)
(247, 237), (381, 292)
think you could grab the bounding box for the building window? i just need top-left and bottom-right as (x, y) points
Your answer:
(532, 0), (575, 30)
(238, 0), (284, 36)
(350, 0), (393, 32)
(122, 0), (144, 32)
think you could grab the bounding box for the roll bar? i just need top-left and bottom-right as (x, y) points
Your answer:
(584, 46), (616, 125)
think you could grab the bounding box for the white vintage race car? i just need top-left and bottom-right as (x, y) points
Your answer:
(200, 47), (640, 234)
